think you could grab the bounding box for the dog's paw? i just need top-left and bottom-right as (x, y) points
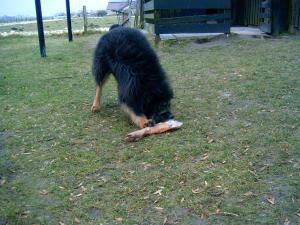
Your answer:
(91, 104), (100, 113)
(125, 133), (140, 142)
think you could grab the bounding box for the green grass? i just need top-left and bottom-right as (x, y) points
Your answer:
(0, 33), (299, 225)
(0, 16), (118, 33)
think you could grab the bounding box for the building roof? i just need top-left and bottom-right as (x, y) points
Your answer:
(109, 0), (128, 2)
(106, 1), (136, 12)
(107, 2), (128, 11)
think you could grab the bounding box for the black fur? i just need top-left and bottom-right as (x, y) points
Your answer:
(92, 25), (174, 124)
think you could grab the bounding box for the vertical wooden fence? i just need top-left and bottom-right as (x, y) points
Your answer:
(295, 0), (300, 29)
(231, 0), (260, 26)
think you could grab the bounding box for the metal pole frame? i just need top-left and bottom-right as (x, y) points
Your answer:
(35, 0), (46, 57)
(66, 0), (73, 41)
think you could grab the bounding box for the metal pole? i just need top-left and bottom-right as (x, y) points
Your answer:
(35, 0), (46, 57)
(66, 0), (73, 41)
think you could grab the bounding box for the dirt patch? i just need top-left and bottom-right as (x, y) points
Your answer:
(0, 131), (17, 183)
(187, 38), (228, 50)
(235, 100), (256, 109)
(237, 34), (266, 41)
(87, 207), (103, 219)
(294, 127), (300, 140)
(140, 207), (209, 225)
(219, 91), (232, 98)
(254, 153), (276, 172)
(0, 218), (7, 225)
(0, 131), (9, 160)
(259, 175), (299, 224)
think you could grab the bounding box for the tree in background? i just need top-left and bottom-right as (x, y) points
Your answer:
(96, 10), (108, 17)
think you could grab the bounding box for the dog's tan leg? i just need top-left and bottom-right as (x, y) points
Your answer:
(121, 104), (150, 128)
(132, 115), (150, 129)
(91, 85), (102, 112)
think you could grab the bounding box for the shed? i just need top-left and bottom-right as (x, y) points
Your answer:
(144, 0), (231, 34)
(107, 0), (136, 25)
(107, 0), (136, 12)
(144, 0), (298, 35)
(107, 0), (129, 12)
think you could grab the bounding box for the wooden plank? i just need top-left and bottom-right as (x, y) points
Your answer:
(156, 13), (231, 24)
(155, 23), (231, 34)
(144, 13), (155, 20)
(153, 0), (231, 10)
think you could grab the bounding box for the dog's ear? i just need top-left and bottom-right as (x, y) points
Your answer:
(109, 24), (121, 31)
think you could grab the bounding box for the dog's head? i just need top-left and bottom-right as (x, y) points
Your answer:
(151, 101), (174, 124)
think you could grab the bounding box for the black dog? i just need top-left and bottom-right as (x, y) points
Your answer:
(91, 25), (174, 128)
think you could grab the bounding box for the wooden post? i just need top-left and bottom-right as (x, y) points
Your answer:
(83, 6), (88, 33)
(296, 0), (299, 29)
(35, 0), (46, 57)
(134, 0), (140, 27)
(139, 0), (144, 29)
(154, 34), (161, 48)
(288, 0), (296, 33)
(66, 0), (73, 41)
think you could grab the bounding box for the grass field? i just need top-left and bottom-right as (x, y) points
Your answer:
(0, 16), (118, 33)
(0, 32), (299, 225)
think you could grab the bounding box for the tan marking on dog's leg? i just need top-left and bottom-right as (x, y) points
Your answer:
(91, 85), (102, 112)
(121, 104), (149, 128)
(134, 116), (149, 129)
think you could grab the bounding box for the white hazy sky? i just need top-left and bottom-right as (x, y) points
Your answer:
(0, 0), (109, 16)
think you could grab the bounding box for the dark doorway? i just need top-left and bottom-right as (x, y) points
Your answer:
(231, 0), (261, 26)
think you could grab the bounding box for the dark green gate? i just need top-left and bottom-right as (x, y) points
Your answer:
(144, 0), (231, 34)
(144, 0), (292, 35)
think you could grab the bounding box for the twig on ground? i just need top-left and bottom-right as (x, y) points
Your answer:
(210, 212), (239, 217)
